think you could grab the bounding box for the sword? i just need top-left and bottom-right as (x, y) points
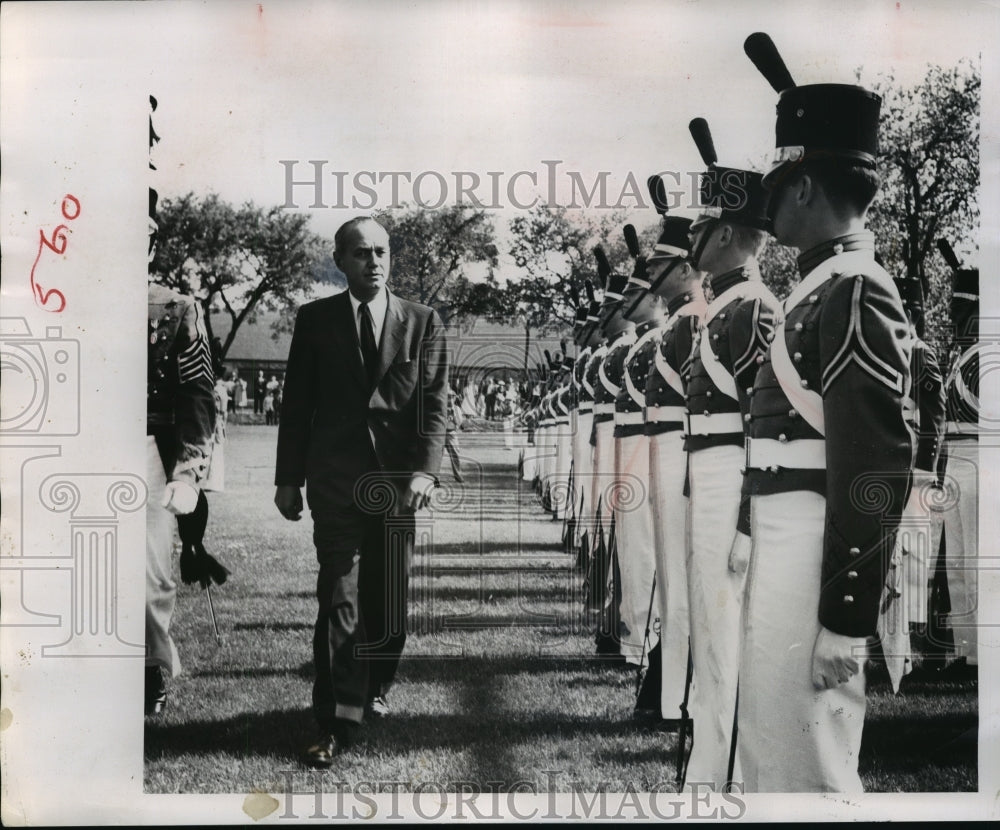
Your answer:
(676, 643), (695, 788)
(204, 584), (223, 645)
(636, 573), (657, 700)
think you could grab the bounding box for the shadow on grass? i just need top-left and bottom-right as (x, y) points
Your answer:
(145, 705), (680, 771)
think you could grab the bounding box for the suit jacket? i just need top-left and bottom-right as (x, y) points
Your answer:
(275, 289), (448, 509)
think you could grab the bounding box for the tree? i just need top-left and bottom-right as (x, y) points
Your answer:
(375, 204), (497, 322)
(863, 60), (980, 346)
(150, 193), (325, 358)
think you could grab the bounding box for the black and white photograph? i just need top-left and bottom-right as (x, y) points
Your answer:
(1, 0), (997, 823)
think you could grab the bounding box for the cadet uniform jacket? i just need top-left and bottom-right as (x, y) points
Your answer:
(684, 266), (777, 454)
(615, 320), (660, 439)
(743, 233), (913, 637)
(908, 336), (946, 471)
(944, 342), (980, 437)
(595, 330), (636, 429)
(148, 283), (216, 486)
(645, 293), (706, 437)
(575, 345), (594, 413)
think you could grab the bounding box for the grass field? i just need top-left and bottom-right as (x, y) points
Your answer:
(144, 425), (977, 794)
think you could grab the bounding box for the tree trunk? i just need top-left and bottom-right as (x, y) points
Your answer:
(523, 323), (531, 373)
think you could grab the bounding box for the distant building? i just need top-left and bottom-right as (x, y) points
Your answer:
(211, 297), (569, 400)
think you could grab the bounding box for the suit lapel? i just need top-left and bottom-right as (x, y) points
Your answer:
(333, 291), (368, 390)
(374, 292), (407, 386)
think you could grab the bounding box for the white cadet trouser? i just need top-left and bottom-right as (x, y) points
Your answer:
(738, 490), (866, 793)
(649, 430), (691, 719)
(684, 444), (747, 790)
(521, 429), (540, 482)
(613, 432), (658, 665)
(146, 436), (181, 676)
(573, 411), (595, 547)
(942, 440), (979, 665)
(590, 419), (617, 561)
(552, 420), (573, 519)
(898, 470), (937, 626)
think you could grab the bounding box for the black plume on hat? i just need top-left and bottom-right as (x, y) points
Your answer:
(648, 175), (671, 216)
(624, 224), (641, 259)
(690, 117), (718, 166)
(688, 117), (769, 230)
(744, 32), (796, 92)
(937, 238), (961, 271)
(594, 246), (611, 285)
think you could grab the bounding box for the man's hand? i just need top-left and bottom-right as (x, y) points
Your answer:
(275, 485), (303, 521)
(402, 473), (436, 512)
(162, 480), (199, 516)
(811, 626), (869, 690)
(728, 531), (752, 576)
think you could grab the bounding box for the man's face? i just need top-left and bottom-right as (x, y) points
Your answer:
(765, 172), (799, 247)
(336, 220), (391, 299)
(687, 220), (718, 272)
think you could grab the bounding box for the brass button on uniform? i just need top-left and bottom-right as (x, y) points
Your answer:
(849, 547), (860, 556)
(843, 595), (854, 604)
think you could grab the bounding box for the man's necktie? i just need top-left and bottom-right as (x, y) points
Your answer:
(359, 302), (379, 387)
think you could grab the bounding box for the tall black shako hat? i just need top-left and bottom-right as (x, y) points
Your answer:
(938, 238), (978, 345)
(647, 175), (694, 265)
(595, 246), (628, 310)
(688, 118), (769, 232)
(623, 224), (650, 291)
(744, 32), (882, 189)
(887, 245), (925, 335)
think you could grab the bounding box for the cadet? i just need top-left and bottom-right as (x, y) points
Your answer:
(581, 282), (613, 609)
(643, 175), (707, 723)
(614, 225), (664, 668)
(738, 33), (912, 792)
(682, 117), (779, 790)
(146, 283), (217, 714)
(892, 265), (946, 676)
(937, 239), (980, 676)
(570, 284), (602, 565)
(589, 251), (635, 655)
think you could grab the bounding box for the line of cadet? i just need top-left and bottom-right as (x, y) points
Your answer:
(516, 32), (980, 794)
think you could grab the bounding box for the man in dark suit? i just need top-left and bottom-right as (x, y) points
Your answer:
(274, 217), (448, 766)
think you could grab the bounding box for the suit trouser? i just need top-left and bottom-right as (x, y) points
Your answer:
(684, 444), (747, 790)
(738, 490), (865, 793)
(942, 439), (979, 665)
(146, 436), (182, 676)
(573, 412), (595, 547)
(613, 433), (658, 665)
(649, 430), (691, 719)
(311, 493), (414, 732)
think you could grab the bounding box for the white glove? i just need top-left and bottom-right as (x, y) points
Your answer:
(811, 626), (869, 690)
(162, 480), (199, 515)
(728, 531), (752, 576)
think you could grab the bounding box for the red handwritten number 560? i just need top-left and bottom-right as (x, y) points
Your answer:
(30, 194), (80, 312)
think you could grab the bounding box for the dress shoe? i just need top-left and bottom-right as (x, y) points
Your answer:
(366, 695), (390, 719)
(145, 665), (167, 716)
(302, 734), (342, 768)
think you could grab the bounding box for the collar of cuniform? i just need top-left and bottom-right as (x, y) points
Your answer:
(709, 261), (760, 298)
(797, 231), (875, 277)
(634, 319), (659, 337)
(666, 291), (695, 316)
